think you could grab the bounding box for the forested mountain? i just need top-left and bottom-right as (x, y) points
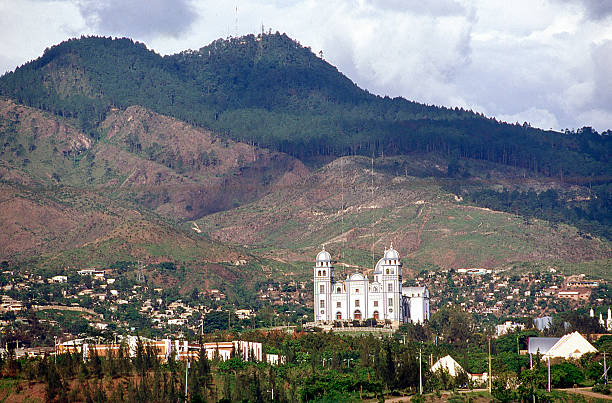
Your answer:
(0, 33), (609, 278)
(1, 34), (610, 178)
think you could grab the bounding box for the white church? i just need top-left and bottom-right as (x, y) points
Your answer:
(313, 244), (429, 325)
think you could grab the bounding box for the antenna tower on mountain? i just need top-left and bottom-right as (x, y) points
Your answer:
(235, 3), (239, 36)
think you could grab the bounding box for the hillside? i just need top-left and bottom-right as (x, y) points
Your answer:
(0, 98), (311, 292)
(1, 35), (610, 177)
(0, 98), (308, 219)
(197, 156), (611, 278)
(0, 33), (609, 288)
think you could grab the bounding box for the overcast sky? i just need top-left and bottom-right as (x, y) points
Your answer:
(1, 0), (611, 131)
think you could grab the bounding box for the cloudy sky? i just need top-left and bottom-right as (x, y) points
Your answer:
(1, 0), (611, 131)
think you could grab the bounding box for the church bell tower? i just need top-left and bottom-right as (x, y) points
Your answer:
(314, 246), (333, 322)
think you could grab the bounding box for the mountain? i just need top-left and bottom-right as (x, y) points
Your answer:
(0, 98), (307, 219)
(196, 155), (611, 278)
(1, 34), (610, 175)
(0, 34), (609, 287)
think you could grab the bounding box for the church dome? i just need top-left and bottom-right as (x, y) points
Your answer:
(384, 243), (399, 260)
(316, 246), (331, 262)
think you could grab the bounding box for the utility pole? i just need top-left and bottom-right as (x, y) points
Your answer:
(419, 347), (423, 394)
(604, 351), (608, 384)
(547, 357), (551, 392)
(488, 338), (492, 393)
(185, 360), (190, 402)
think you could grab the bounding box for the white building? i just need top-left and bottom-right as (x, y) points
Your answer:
(528, 332), (597, 359)
(599, 308), (612, 331)
(495, 321), (526, 336)
(313, 245), (429, 325)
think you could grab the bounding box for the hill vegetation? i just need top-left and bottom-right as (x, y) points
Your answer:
(1, 34), (610, 178)
(197, 155), (611, 277)
(0, 33), (609, 288)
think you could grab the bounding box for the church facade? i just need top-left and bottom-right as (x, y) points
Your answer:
(313, 245), (429, 325)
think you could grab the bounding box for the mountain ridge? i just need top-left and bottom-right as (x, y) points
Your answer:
(0, 33), (609, 288)
(1, 34), (609, 177)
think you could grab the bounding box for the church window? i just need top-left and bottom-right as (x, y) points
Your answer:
(336, 302), (341, 308)
(388, 284), (393, 292)
(373, 300), (378, 307)
(355, 299), (360, 307)
(320, 285), (324, 293)
(320, 300), (325, 308)
(320, 310), (324, 314)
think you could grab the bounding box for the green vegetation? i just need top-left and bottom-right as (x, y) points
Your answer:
(1, 34), (610, 180)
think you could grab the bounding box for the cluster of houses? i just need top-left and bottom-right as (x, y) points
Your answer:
(421, 269), (605, 317)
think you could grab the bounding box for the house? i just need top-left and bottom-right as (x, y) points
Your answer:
(495, 321), (525, 336)
(235, 309), (254, 320)
(50, 275), (67, 283)
(527, 332), (597, 359)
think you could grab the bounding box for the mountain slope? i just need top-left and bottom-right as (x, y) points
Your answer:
(197, 156), (611, 276)
(0, 98), (308, 219)
(1, 35), (609, 178)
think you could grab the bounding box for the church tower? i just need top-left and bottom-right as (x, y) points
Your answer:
(314, 246), (333, 322)
(379, 243), (403, 322)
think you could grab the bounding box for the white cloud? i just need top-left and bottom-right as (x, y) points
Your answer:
(77, 0), (198, 39)
(498, 107), (560, 131)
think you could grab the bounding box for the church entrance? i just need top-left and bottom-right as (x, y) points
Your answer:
(354, 310), (362, 320)
(373, 311), (379, 320)
(336, 312), (342, 320)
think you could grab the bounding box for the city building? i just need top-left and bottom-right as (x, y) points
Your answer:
(313, 244), (429, 325)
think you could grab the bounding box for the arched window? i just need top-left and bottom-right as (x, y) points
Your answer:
(323, 270), (326, 276)
(386, 268), (389, 274)
(318, 270), (321, 276)
(373, 311), (379, 320)
(354, 310), (362, 320)
(336, 287), (342, 293)
(336, 312), (342, 320)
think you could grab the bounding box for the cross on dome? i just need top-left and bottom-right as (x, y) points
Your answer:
(316, 245), (331, 262)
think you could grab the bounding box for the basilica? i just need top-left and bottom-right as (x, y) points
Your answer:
(313, 244), (429, 325)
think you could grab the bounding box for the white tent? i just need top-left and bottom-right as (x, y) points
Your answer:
(528, 331), (597, 359)
(545, 332), (597, 359)
(431, 355), (464, 377)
